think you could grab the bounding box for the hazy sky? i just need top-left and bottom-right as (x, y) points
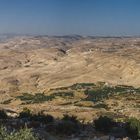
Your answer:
(0, 0), (140, 36)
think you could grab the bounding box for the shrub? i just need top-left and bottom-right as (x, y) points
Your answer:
(45, 114), (54, 123)
(126, 118), (140, 139)
(70, 83), (95, 90)
(17, 93), (55, 104)
(54, 114), (80, 135)
(31, 113), (54, 123)
(62, 114), (79, 124)
(1, 99), (12, 105)
(84, 87), (112, 102)
(55, 121), (79, 135)
(94, 116), (114, 133)
(0, 110), (8, 119)
(51, 91), (74, 99)
(0, 126), (38, 140)
(19, 108), (32, 119)
(19, 108), (54, 124)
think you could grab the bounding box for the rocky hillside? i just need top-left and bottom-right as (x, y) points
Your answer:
(0, 36), (140, 96)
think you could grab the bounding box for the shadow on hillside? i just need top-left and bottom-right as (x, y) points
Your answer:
(0, 109), (139, 140)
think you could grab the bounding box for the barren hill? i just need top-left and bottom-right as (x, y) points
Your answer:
(0, 36), (140, 96)
(0, 36), (140, 94)
(0, 35), (140, 122)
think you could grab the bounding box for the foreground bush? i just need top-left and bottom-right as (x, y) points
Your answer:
(19, 108), (54, 124)
(46, 115), (80, 135)
(94, 116), (114, 133)
(0, 126), (38, 140)
(126, 118), (140, 139)
(0, 110), (8, 119)
(55, 120), (79, 135)
(62, 114), (79, 124)
(19, 107), (32, 119)
(31, 113), (54, 123)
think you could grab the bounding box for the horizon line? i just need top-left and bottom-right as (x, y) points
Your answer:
(1, 33), (140, 38)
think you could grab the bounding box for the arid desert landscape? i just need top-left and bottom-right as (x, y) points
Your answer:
(0, 35), (140, 139)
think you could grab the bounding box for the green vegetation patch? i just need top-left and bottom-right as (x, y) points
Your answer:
(51, 91), (74, 98)
(1, 99), (12, 104)
(84, 84), (140, 102)
(70, 83), (96, 90)
(17, 93), (55, 104)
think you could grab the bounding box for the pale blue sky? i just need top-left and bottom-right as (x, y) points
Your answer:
(0, 0), (140, 36)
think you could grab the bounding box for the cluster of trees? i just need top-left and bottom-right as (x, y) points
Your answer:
(84, 84), (140, 102)
(17, 91), (74, 105)
(15, 83), (140, 105)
